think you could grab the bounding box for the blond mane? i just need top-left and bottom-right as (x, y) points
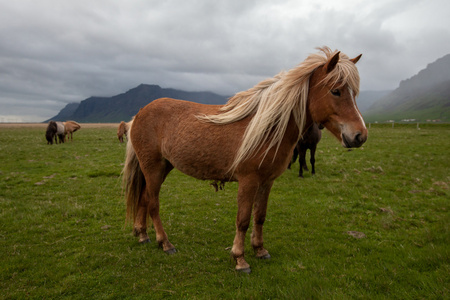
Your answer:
(197, 47), (360, 172)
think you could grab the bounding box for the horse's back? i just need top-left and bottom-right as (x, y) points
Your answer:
(142, 97), (220, 117)
(133, 98), (222, 132)
(65, 120), (81, 132)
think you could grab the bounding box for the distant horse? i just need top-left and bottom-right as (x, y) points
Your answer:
(45, 121), (58, 145)
(289, 123), (323, 177)
(55, 121), (65, 143)
(64, 120), (81, 141)
(122, 47), (367, 273)
(117, 121), (129, 143)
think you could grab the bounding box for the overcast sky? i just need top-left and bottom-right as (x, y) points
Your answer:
(1, 0), (449, 122)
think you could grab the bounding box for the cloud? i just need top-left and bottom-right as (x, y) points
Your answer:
(0, 0), (449, 121)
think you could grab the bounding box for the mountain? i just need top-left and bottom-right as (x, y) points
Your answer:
(357, 90), (392, 112)
(48, 102), (80, 121)
(46, 84), (229, 123)
(48, 53), (450, 124)
(363, 54), (450, 122)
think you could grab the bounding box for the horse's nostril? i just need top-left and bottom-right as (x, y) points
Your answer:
(354, 132), (367, 146)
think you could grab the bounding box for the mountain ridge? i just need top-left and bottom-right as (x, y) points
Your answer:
(363, 54), (450, 122)
(46, 84), (230, 123)
(47, 53), (450, 123)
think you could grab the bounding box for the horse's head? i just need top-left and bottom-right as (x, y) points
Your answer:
(308, 51), (367, 148)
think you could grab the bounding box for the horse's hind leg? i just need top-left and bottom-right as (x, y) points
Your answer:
(133, 186), (151, 243)
(142, 160), (176, 253)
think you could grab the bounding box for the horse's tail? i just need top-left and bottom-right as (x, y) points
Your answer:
(122, 120), (144, 224)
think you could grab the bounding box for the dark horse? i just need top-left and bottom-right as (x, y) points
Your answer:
(45, 121), (58, 144)
(122, 47), (367, 273)
(289, 122), (323, 177)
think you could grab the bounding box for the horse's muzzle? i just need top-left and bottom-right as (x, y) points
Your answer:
(342, 132), (367, 148)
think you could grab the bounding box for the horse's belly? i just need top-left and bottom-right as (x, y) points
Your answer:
(161, 135), (235, 181)
(173, 161), (233, 181)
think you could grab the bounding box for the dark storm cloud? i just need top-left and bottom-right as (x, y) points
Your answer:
(0, 0), (449, 121)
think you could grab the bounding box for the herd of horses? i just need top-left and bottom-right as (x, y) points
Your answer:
(45, 120), (81, 144)
(46, 47), (367, 273)
(45, 120), (129, 144)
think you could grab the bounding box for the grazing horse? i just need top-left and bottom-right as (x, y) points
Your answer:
(55, 122), (65, 143)
(289, 122), (323, 177)
(64, 120), (81, 141)
(45, 121), (58, 145)
(117, 121), (129, 143)
(122, 47), (367, 273)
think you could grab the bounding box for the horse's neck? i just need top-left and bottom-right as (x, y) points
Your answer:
(303, 106), (315, 133)
(284, 113), (307, 145)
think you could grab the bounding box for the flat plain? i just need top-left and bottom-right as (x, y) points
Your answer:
(0, 123), (448, 299)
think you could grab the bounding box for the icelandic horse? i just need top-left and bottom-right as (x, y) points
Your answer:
(117, 121), (129, 143)
(289, 122), (323, 177)
(64, 120), (81, 141)
(55, 121), (65, 143)
(122, 47), (367, 273)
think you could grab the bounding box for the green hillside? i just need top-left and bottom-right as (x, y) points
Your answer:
(363, 54), (450, 123)
(363, 80), (450, 122)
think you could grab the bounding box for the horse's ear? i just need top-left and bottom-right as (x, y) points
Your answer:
(350, 54), (362, 64)
(325, 51), (340, 73)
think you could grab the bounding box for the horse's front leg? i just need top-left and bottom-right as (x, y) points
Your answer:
(232, 179), (258, 273)
(251, 181), (274, 260)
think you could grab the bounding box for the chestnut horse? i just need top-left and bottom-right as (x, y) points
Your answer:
(64, 120), (81, 141)
(123, 47), (367, 273)
(117, 121), (129, 143)
(289, 122), (323, 177)
(45, 121), (58, 145)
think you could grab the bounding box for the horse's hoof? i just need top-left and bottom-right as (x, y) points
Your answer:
(258, 253), (271, 259)
(236, 267), (251, 274)
(139, 239), (151, 244)
(164, 248), (177, 255)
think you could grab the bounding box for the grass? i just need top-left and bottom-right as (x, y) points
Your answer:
(0, 123), (448, 299)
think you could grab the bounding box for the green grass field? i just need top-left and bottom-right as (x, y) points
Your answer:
(0, 123), (448, 299)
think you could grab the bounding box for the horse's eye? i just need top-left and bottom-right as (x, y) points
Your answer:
(331, 89), (341, 97)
